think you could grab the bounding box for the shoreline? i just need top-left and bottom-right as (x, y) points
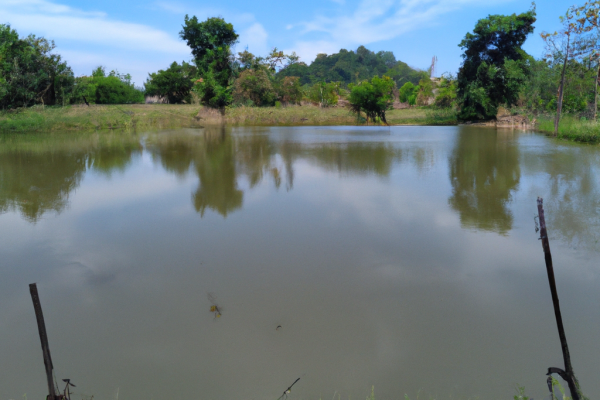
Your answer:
(1, 104), (598, 144)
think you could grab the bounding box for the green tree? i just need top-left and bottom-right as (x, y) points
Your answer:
(308, 82), (339, 107)
(434, 76), (457, 108)
(90, 68), (144, 104)
(0, 24), (74, 109)
(180, 16), (238, 109)
(277, 46), (422, 86)
(145, 61), (197, 104)
(570, 0), (600, 119)
(233, 68), (277, 106)
(398, 82), (416, 103)
(541, 8), (588, 134)
(457, 8), (536, 120)
(416, 77), (434, 106)
(276, 76), (303, 104)
(348, 76), (395, 124)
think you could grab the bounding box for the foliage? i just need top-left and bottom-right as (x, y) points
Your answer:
(275, 76), (303, 104)
(457, 9), (536, 120)
(384, 61), (429, 89)
(416, 77), (434, 106)
(233, 68), (277, 106)
(537, 114), (600, 143)
(425, 108), (458, 124)
(398, 82), (416, 103)
(0, 24), (74, 109)
(277, 45), (424, 86)
(193, 70), (232, 110)
(180, 16), (239, 108)
(434, 76), (457, 108)
(308, 82), (339, 107)
(348, 76), (395, 124)
(513, 385), (530, 400)
(144, 61), (197, 104)
(231, 49), (304, 106)
(70, 66), (143, 105)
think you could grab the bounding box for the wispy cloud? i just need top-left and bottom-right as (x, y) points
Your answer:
(1, 0), (106, 17)
(0, 0), (192, 84)
(238, 23), (269, 56)
(287, 0), (515, 63)
(1, 0), (188, 54)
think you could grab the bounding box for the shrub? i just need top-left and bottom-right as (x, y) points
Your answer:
(348, 75), (395, 124)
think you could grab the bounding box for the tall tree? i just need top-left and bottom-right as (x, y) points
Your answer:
(570, 0), (600, 119)
(456, 8), (536, 120)
(180, 16), (238, 109)
(541, 9), (588, 135)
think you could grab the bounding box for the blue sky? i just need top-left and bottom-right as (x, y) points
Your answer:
(0, 0), (580, 86)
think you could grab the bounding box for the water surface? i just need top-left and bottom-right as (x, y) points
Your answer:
(1, 126), (599, 400)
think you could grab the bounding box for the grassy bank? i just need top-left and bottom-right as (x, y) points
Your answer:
(0, 104), (202, 133)
(0, 104), (455, 133)
(537, 115), (600, 144)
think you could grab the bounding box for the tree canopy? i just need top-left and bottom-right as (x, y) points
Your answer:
(145, 61), (197, 104)
(0, 24), (73, 108)
(457, 9), (536, 120)
(348, 76), (395, 124)
(277, 46), (426, 87)
(180, 16), (239, 109)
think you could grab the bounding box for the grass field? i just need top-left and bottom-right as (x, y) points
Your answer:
(0, 104), (455, 133)
(537, 115), (600, 144)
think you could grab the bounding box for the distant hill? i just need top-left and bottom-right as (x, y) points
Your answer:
(277, 45), (428, 88)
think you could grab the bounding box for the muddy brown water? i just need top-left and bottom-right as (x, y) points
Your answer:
(1, 126), (599, 400)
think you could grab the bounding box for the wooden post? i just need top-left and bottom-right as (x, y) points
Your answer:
(537, 198), (582, 400)
(29, 283), (58, 400)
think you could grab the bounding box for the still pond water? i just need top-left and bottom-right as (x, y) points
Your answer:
(1, 126), (599, 400)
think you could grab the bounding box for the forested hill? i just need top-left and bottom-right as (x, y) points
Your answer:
(277, 45), (428, 87)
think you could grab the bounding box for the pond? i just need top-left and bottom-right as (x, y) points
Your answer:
(1, 126), (599, 400)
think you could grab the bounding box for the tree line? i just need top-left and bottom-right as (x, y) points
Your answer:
(3, 1), (600, 129)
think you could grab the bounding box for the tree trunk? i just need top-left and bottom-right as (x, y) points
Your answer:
(595, 61), (599, 120)
(555, 35), (570, 136)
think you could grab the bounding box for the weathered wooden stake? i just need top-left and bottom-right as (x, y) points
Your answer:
(29, 283), (58, 400)
(537, 198), (582, 400)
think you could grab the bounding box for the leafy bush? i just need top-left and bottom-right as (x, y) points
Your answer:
(276, 76), (303, 105)
(73, 67), (143, 105)
(348, 76), (395, 123)
(308, 82), (339, 107)
(145, 61), (196, 104)
(434, 76), (457, 108)
(233, 69), (277, 106)
(398, 82), (415, 103)
(416, 77), (434, 106)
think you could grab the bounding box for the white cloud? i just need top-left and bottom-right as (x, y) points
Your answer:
(153, 1), (187, 14)
(1, 10), (189, 54)
(289, 0), (515, 63)
(238, 23), (269, 56)
(0, 0), (192, 85)
(1, 0), (106, 17)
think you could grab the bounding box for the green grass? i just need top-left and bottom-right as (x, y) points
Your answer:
(0, 104), (202, 133)
(537, 115), (600, 144)
(0, 104), (456, 134)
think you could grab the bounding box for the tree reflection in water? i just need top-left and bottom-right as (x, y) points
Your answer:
(0, 133), (141, 223)
(448, 128), (520, 235)
(522, 144), (600, 250)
